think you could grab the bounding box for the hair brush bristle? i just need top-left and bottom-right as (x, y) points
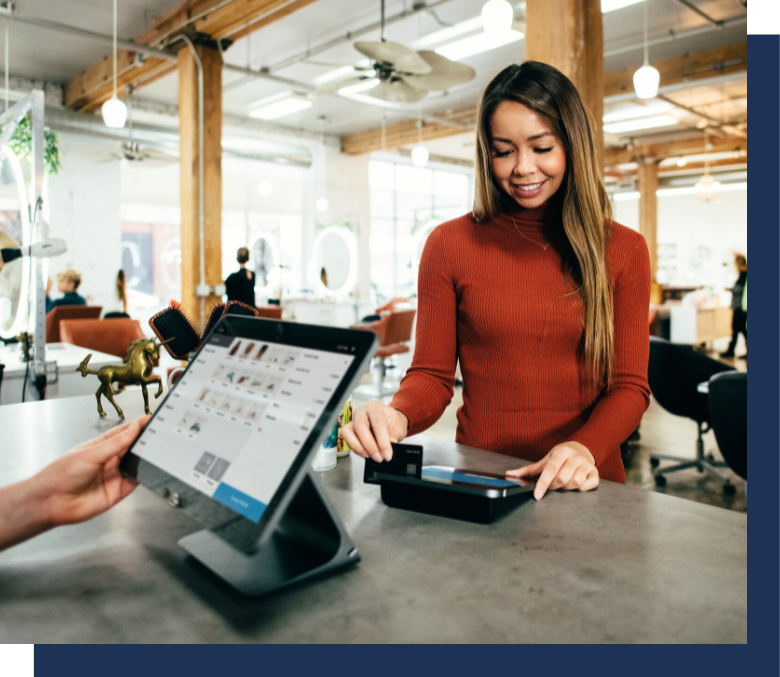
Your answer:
(223, 301), (260, 318)
(149, 306), (202, 359)
(201, 303), (226, 341)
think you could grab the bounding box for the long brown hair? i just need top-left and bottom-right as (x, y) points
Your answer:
(473, 61), (614, 387)
(116, 269), (128, 313)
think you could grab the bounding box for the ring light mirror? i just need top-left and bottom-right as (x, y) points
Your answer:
(307, 226), (358, 299)
(0, 145), (32, 339)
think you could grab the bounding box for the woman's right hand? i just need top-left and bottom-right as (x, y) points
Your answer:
(339, 401), (409, 463)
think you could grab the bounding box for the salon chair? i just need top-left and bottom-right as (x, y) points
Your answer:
(350, 308), (416, 399)
(255, 305), (283, 320)
(60, 318), (149, 360)
(46, 305), (102, 343)
(648, 337), (736, 493)
(707, 371), (747, 484)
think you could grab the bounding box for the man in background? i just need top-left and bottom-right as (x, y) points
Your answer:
(46, 268), (86, 313)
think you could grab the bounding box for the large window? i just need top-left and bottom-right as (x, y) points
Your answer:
(369, 160), (472, 301)
(121, 204), (302, 317)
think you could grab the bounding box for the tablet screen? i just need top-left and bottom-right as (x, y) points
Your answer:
(131, 330), (356, 523)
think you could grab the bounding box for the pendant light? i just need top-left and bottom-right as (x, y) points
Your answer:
(102, 0), (128, 128)
(482, 0), (514, 35)
(411, 114), (429, 168)
(633, 0), (660, 99)
(696, 141), (720, 203)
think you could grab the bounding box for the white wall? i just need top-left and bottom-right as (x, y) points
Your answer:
(612, 187), (748, 291)
(47, 136), (122, 313)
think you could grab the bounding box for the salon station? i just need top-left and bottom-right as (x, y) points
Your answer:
(0, 0), (745, 644)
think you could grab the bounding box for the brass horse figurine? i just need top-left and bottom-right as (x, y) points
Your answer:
(77, 336), (174, 418)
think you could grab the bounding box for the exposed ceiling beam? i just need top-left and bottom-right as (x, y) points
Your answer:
(341, 42), (747, 156)
(64, 0), (320, 112)
(604, 41), (746, 99)
(604, 136), (747, 167)
(609, 157), (748, 178)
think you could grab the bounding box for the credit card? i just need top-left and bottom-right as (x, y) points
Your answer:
(363, 443), (423, 485)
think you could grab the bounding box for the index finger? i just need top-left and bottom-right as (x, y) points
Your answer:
(532, 455), (566, 501)
(367, 408), (393, 461)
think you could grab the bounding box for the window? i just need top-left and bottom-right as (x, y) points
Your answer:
(368, 160), (472, 301)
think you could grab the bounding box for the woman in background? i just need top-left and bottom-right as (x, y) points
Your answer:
(104, 269), (130, 319)
(340, 61), (651, 500)
(225, 247), (256, 308)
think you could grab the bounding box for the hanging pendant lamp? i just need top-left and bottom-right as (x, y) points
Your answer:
(411, 114), (429, 167)
(102, 0), (128, 128)
(633, 0), (660, 99)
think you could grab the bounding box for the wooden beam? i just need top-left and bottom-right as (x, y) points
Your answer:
(526, 0), (604, 161)
(65, 51), (175, 112)
(604, 42), (747, 99)
(637, 159), (659, 280)
(65, 0), (319, 111)
(341, 115), (471, 155)
(614, 156), (747, 177)
(605, 136), (747, 167)
(179, 44), (223, 329)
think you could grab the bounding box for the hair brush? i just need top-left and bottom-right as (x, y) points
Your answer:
(201, 303), (226, 342)
(149, 304), (202, 359)
(223, 301), (260, 318)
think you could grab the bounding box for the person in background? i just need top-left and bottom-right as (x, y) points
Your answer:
(224, 247), (256, 308)
(46, 268), (86, 314)
(340, 61), (652, 500)
(720, 254), (747, 359)
(104, 269), (130, 319)
(0, 417), (147, 553)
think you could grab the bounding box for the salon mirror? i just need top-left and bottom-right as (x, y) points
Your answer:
(307, 226), (358, 298)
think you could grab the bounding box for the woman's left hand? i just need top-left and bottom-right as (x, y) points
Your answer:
(506, 441), (599, 501)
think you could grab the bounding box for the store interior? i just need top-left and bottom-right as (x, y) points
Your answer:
(0, 0), (747, 643)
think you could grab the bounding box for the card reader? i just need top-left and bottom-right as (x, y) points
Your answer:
(364, 443), (535, 524)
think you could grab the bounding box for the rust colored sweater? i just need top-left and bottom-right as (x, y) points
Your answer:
(389, 198), (651, 484)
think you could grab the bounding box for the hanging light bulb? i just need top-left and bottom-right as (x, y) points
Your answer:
(411, 115), (429, 167)
(633, 0), (659, 100)
(696, 144), (720, 202)
(102, 0), (127, 128)
(411, 145), (429, 167)
(482, 0), (514, 34)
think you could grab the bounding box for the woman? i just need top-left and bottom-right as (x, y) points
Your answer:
(225, 246), (256, 307)
(339, 61), (651, 500)
(104, 269), (130, 318)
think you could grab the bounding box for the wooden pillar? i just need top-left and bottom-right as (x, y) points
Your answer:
(637, 158), (659, 280)
(525, 0), (604, 164)
(179, 43), (222, 330)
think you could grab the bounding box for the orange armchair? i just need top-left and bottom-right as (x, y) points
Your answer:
(60, 318), (148, 359)
(46, 306), (102, 343)
(350, 308), (416, 398)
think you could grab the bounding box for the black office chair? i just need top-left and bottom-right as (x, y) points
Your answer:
(648, 337), (736, 493)
(707, 371), (747, 482)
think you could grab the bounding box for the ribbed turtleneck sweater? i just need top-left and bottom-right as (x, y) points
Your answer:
(389, 197), (651, 484)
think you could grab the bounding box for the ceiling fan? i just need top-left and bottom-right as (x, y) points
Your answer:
(106, 90), (178, 164)
(318, 0), (476, 103)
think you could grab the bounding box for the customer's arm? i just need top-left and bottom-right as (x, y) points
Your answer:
(0, 417), (147, 553)
(340, 225), (457, 461)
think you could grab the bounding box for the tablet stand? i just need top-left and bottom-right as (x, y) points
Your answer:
(178, 470), (360, 596)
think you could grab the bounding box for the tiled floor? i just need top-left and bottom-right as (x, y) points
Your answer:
(354, 342), (746, 514)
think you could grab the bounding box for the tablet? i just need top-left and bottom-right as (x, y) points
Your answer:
(121, 315), (378, 552)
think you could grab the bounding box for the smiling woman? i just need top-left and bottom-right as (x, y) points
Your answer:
(340, 61), (652, 500)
